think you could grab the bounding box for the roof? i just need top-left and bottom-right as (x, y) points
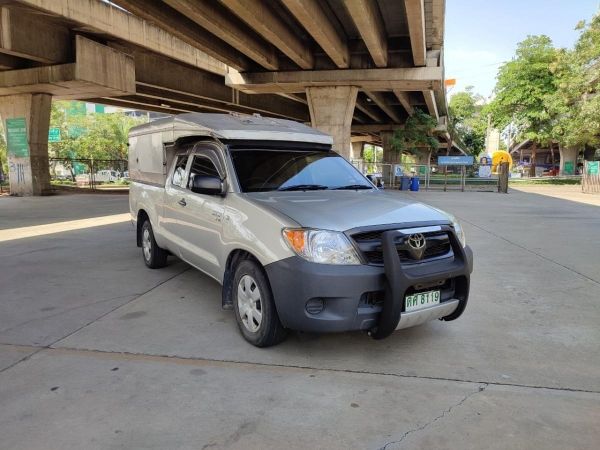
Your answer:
(129, 113), (333, 145)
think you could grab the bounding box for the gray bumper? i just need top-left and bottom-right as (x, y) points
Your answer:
(264, 242), (472, 334)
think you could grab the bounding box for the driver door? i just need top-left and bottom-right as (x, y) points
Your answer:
(176, 148), (226, 280)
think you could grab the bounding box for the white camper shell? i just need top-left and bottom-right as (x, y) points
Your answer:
(128, 113), (332, 185)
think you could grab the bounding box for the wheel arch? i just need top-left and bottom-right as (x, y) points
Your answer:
(222, 249), (264, 310)
(136, 209), (150, 247)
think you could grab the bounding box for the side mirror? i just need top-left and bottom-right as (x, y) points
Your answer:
(190, 175), (225, 196)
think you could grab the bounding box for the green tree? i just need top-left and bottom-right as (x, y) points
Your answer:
(488, 35), (558, 175)
(390, 109), (438, 157)
(448, 87), (487, 157)
(48, 101), (145, 178)
(551, 14), (600, 150)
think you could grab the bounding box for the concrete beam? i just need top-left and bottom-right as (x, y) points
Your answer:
(393, 90), (415, 115)
(14, 0), (227, 76)
(355, 100), (384, 123)
(352, 124), (404, 133)
(423, 89), (439, 120)
(111, 0), (251, 71)
(281, 0), (350, 69)
(220, 0), (314, 69)
(364, 91), (402, 123)
(0, 36), (135, 99)
(351, 135), (376, 143)
(0, 7), (70, 64)
(343, 0), (388, 67)
(164, 0), (278, 71)
(404, 0), (426, 66)
(130, 51), (308, 121)
(427, 0), (445, 50)
(0, 53), (28, 70)
(306, 86), (358, 159)
(226, 67), (443, 93)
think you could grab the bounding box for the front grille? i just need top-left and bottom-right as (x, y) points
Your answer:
(351, 229), (452, 266)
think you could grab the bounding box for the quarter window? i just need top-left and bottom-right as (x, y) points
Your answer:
(172, 155), (188, 187)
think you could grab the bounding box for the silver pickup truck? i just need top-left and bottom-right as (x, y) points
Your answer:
(129, 113), (473, 347)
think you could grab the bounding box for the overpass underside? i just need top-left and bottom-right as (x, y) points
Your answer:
(0, 0), (452, 195)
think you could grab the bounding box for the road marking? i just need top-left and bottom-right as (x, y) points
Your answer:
(0, 213), (131, 242)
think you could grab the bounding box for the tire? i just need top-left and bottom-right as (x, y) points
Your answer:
(141, 219), (168, 269)
(233, 259), (287, 347)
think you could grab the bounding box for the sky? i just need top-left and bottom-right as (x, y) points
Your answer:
(445, 0), (600, 99)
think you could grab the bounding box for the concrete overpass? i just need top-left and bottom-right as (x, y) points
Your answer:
(0, 0), (451, 195)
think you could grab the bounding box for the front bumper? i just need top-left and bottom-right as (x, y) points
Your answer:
(264, 228), (472, 335)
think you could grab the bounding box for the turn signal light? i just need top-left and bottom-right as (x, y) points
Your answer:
(283, 229), (306, 253)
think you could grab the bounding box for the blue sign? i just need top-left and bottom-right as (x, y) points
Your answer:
(438, 156), (474, 166)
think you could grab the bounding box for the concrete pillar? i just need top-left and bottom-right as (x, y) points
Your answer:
(351, 142), (364, 161)
(0, 94), (52, 195)
(559, 146), (578, 176)
(306, 86), (358, 160)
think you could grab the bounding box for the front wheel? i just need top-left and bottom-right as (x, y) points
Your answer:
(233, 259), (287, 347)
(141, 219), (168, 269)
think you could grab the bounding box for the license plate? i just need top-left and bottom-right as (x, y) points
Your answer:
(405, 290), (441, 312)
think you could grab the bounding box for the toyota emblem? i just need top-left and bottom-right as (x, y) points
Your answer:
(406, 233), (426, 260)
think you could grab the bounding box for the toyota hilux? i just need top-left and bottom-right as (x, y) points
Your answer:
(129, 113), (473, 347)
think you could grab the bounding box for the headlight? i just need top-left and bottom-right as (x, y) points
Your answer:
(282, 228), (361, 265)
(450, 217), (466, 247)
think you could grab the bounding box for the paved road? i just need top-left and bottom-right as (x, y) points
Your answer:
(0, 190), (599, 449)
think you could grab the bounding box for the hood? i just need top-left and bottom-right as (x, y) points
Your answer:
(245, 190), (451, 232)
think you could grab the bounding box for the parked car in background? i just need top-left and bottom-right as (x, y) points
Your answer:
(95, 170), (121, 183)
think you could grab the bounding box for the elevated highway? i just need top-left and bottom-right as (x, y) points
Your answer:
(0, 0), (452, 195)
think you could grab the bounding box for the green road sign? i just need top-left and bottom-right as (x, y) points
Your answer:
(564, 161), (574, 175)
(94, 104), (105, 113)
(588, 161), (599, 175)
(6, 117), (29, 157)
(48, 127), (61, 142)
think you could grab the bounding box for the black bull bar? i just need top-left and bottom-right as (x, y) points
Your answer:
(368, 225), (473, 339)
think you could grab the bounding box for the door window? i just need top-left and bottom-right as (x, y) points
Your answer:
(187, 155), (220, 189)
(172, 155), (189, 187)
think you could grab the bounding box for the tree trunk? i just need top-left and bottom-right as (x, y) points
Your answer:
(530, 142), (537, 177)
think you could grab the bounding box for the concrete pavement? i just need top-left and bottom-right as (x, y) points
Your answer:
(0, 190), (599, 449)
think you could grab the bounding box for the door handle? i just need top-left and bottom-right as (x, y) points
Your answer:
(178, 198), (187, 207)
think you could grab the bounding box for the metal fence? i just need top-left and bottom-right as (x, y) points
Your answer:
(352, 159), (501, 191)
(49, 158), (128, 190)
(582, 161), (600, 193)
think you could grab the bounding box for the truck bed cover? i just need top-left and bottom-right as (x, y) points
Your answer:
(129, 113), (332, 145)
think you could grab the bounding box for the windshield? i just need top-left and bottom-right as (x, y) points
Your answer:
(230, 149), (374, 193)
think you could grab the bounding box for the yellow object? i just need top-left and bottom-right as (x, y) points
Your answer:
(491, 150), (513, 173)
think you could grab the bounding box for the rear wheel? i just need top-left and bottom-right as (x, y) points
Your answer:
(233, 259), (286, 347)
(141, 219), (168, 269)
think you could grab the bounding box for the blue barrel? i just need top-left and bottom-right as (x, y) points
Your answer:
(410, 176), (420, 191)
(399, 176), (411, 190)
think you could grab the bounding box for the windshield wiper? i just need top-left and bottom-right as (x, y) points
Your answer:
(278, 184), (329, 191)
(332, 184), (373, 190)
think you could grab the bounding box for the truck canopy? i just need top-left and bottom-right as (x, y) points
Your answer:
(128, 113), (332, 185)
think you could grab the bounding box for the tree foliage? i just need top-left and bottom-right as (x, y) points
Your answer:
(551, 14), (600, 148)
(49, 101), (146, 161)
(448, 86), (487, 156)
(390, 109), (439, 155)
(487, 35), (558, 146)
